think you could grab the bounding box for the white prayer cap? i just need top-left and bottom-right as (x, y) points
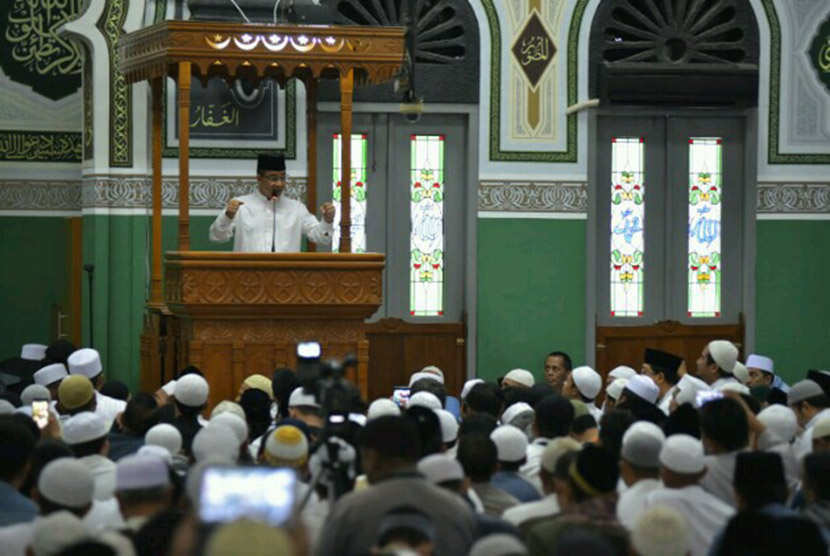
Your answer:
(503, 369), (535, 388)
(368, 398), (400, 419)
(490, 425), (528, 463)
(349, 413), (367, 427)
(264, 425), (309, 466)
(417, 454), (464, 484)
(21, 343), (47, 361)
(659, 434), (705, 474)
(609, 366), (637, 381)
(161, 380), (177, 396)
(38, 458), (94, 508)
(631, 506), (690, 556)
(408, 391), (442, 410)
(210, 412), (248, 446)
(288, 387), (319, 408)
(469, 534), (528, 556)
(30, 511), (89, 556)
(21, 384), (51, 405)
(502, 402), (533, 427)
(0, 400), (14, 415)
(732, 362), (749, 385)
(707, 340), (738, 373)
(116, 454), (170, 491)
(192, 423), (239, 463)
(62, 411), (107, 445)
(461, 379), (485, 400)
(33, 363), (68, 387)
(788, 380), (824, 405)
(746, 354), (774, 374)
(606, 378), (628, 401)
(572, 366), (602, 400)
(175, 374), (209, 407)
(67, 348), (103, 378)
(540, 437), (581, 473)
(757, 405), (798, 443)
(145, 423), (183, 456)
(138, 444), (174, 465)
(675, 375), (710, 406)
(434, 409), (459, 443)
(621, 422), (666, 468)
(210, 400), (246, 421)
(717, 382), (750, 396)
(420, 365), (445, 381)
(625, 375), (659, 404)
(813, 417), (830, 441)
(409, 371), (442, 386)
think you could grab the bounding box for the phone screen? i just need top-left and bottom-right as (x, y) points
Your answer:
(199, 466), (297, 526)
(392, 387), (411, 408)
(32, 400), (49, 429)
(695, 390), (724, 408)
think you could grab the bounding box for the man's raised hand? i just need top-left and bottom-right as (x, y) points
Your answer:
(225, 199), (244, 219)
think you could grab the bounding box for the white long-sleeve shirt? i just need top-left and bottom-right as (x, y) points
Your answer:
(209, 192), (333, 252)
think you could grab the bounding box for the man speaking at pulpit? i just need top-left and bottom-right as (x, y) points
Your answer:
(209, 154), (336, 252)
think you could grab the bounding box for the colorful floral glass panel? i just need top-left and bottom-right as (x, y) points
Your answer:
(688, 138), (722, 317)
(610, 137), (645, 317)
(332, 133), (368, 253)
(410, 135), (445, 316)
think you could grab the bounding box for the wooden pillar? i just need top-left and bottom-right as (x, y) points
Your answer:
(150, 77), (164, 305)
(177, 62), (191, 251)
(306, 79), (318, 252)
(338, 70), (354, 253)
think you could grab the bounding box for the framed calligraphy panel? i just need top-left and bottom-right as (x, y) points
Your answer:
(809, 14), (830, 95)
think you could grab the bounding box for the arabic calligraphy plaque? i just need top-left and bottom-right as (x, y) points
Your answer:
(0, 0), (82, 101)
(511, 12), (556, 89)
(809, 15), (830, 95)
(174, 77), (280, 142)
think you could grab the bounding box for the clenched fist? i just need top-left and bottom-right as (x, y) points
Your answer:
(321, 202), (336, 223)
(225, 198), (245, 219)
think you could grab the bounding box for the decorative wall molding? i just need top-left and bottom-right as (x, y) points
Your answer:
(757, 182), (830, 213)
(478, 180), (588, 212)
(0, 180), (82, 211)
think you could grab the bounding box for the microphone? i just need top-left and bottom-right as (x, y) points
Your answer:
(271, 197), (277, 252)
(83, 264), (95, 274)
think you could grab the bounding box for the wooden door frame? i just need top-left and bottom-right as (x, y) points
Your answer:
(316, 101), (480, 378)
(585, 107), (759, 367)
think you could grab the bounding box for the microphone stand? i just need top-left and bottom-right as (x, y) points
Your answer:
(271, 191), (278, 253)
(83, 264), (95, 348)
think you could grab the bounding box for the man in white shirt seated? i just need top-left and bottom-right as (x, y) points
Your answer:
(616, 422), (665, 530)
(67, 348), (126, 429)
(209, 154), (335, 253)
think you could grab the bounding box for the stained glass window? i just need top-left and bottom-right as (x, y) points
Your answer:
(688, 138), (722, 317)
(610, 137), (645, 317)
(332, 133), (368, 253)
(410, 135), (444, 317)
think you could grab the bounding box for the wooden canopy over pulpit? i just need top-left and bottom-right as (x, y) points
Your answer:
(120, 21), (404, 400)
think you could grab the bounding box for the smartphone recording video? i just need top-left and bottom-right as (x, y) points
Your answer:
(392, 386), (411, 409)
(695, 389), (724, 408)
(32, 400), (49, 429)
(199, 466), (297, 527)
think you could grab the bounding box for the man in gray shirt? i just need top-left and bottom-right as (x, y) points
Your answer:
(317, 416), (477, 556)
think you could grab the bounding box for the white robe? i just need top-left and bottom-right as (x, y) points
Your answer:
(700, 451), (743, 508)
(710, 376), (738, 390)
(79, 454), (117, 501)
(519, 438), (550, 494)
(657, 386), (676, 415)
(645, 485), (735, 556)
(209, 192), (333, 252)
(795, 407), (830, 461)
(95, 391), (126, 430)
(501, 493), (559, 527)
(617, 478), (661, 530)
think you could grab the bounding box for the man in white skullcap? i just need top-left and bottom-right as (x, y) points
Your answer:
(30, 511), (90, 556)
(696, 340), (739, 389)
(408, 391), (442, 410)
(0, 457), (94, 556)
(490, 426), (540, 503)
(789, 379), (830, 460)
(32, 363), (67, 400)
(368, 398), (401, 420)
(210, 412), (249, 460)
(62, 412), (117, 500)
(434, 409), (459, 456)
(617, 375), (666, 425)
(501, 402), (534, 433)
(617, 422), (665, 530)
(115, 454), (172, 531)
(172, 373), (210, 456)
(461, 379), (485, 401)
(562, 366), (603, 422)
(288, 387), (323, 429)
(20, 384), (50, 406)
(502, 369), (535, 389)
(606, 365), (636, 387)
(603, 378), (628, 413)
(145, 423), (183, 457)
(631, 506), (690, 556)
(67, 348), (127, 428)
(645, 434), (735, 556)
(192, 422), (239, 463)
(503, 438), (580, 531)
(751, 404), (801, 496)
(745, 354), (781, 389)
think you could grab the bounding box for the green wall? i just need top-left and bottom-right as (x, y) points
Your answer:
(477, 218), (587, 383)
(0, 217), (69, 360)
(754, 220), (830, 384)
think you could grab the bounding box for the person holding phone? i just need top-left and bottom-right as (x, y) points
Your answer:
(209, 154), (335, 253)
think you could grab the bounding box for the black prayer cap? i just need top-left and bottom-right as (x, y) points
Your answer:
(734, 451), (785, 490)
(644, 348), (683, 382)
(257, 153), (286, 173)
(570, 444), (619, 496)
(807, 370), (830, 397)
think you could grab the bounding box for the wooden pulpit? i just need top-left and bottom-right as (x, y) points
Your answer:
(162, 252), (383, 405)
